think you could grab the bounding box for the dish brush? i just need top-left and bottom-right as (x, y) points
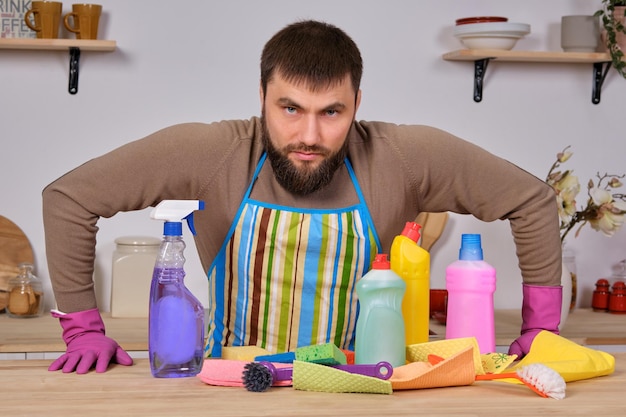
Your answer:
(242, 361), (393, 392)
(475, 363), (566, 400)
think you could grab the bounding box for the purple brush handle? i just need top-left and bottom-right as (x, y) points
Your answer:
(260, 360), (393, 381)
(260, 361), (293, 381)
(332, 361), (393, 380)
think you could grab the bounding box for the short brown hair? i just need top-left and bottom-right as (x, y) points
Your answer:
(260, 20), (363, 97)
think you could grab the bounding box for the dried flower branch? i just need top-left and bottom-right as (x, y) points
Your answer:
(546, 146), (626, 243)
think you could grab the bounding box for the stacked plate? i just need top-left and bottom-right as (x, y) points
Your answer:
(454, 17), (531, 50)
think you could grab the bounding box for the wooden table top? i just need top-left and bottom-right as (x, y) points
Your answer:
(1, 308), (625, 353)
(0, 312), (148, 352)
(430, 308), (626, 347)
(0, 355), (624, 417)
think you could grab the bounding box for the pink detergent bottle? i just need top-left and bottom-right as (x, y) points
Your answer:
(445, 234), (496, 354)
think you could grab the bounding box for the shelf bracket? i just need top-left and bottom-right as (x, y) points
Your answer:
(473, 58), (492, 102)
(591, 61), (611, 105)
(68, 47), (80, 95)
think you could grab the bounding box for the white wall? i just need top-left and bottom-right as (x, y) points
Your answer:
(2, 0), (625, 313)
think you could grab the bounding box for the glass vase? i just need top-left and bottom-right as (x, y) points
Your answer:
(562, 244), (577, 312)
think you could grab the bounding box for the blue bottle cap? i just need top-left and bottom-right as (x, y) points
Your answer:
(459, 234), (483, 261)
(164, 221), (183, 236)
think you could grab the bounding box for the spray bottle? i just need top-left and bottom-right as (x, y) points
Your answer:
(390, 222), (430, 345)
(355, 253), (406, 367)
(149, 200), (205, 378)
(445, 234), (496, 354)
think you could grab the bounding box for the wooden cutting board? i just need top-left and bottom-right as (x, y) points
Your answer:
(0, 215), (35, 311)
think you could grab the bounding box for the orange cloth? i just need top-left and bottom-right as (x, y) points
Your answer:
(390, 347), (476, 390)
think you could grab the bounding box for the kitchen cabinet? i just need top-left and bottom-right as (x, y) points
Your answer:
(443, 49), (613, 104)
(0, 38), (117, 94)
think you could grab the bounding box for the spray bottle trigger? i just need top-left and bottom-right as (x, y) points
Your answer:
(183, 201), (204, 236)
(185, 213), (197, 236)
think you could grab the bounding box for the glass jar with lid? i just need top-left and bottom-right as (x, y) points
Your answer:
(7, 262), (44, 318)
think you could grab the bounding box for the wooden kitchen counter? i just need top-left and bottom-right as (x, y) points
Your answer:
(0, 313), (148, 353)
(2, 308), (625, 354)
(430, 308), (626, 347)
(0, 355), (624, 417)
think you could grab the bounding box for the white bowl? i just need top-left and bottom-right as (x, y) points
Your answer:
(456, 34), (521, 50)
(453, 22), (530, 36)
(453, 22), (531, 50)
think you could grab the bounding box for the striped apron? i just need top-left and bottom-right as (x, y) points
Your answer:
(205, 153), (381, 358)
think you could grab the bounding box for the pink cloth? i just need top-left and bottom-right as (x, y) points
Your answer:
(197, 359), (292, 387)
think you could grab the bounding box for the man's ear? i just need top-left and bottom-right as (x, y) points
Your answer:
(259, 82), (265, 107)
(354, 89), (362, 117)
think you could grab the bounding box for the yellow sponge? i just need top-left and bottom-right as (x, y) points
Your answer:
(295, 343), (347, 365)
(221, 346), (271, 361)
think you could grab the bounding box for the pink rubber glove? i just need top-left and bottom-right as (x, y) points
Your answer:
(508, 284), (562, 359)
(48, 308), (133, 374)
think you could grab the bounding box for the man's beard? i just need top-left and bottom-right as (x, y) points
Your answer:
(261, 115), (348, 196)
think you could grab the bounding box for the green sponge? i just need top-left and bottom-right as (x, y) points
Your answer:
(295, 343), (347, 365)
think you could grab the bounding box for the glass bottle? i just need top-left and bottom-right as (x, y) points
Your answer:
(7, 263), (44, 318)
(562, 244), (577, 312)
(609, 259), (626, 287)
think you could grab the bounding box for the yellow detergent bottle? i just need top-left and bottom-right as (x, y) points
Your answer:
(390, 222), (431, 345)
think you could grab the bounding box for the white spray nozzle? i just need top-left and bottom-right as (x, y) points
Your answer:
(150, 200), (205, 235)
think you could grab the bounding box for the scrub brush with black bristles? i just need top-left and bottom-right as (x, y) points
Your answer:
(242, 361), (292, 392)
(242, 360), (394, 392)
(475, 363), (566, 400)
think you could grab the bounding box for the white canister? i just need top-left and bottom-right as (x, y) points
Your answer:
(561, 15), (600, 53)
(111, 236), (160, 318)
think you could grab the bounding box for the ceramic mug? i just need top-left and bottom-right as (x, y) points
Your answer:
(63, 3), (102, 39)
(24, 1), (63, 39)
(561, 15), (600, 53)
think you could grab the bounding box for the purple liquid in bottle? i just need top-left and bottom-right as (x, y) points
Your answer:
(148, 237), (204, 378)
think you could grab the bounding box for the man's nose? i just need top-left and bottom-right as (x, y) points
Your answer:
(299, 115), (321, 146)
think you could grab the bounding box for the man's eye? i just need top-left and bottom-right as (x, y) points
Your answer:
(285, 107), (297, 114)
(326, 109), (337, 116)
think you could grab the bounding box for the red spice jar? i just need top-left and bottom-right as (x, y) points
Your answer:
(592, 279), (611, 311)
(608, 281), (626, 314)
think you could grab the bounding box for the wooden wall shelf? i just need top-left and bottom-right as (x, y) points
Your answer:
(0, 38), (117, 94)
(442, 49), (613, 104)
(0, 38), (116, 51)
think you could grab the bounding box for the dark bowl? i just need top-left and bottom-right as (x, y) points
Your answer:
(455, 16), (508, 25)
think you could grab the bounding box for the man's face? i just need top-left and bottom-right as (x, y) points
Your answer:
(260, 73), (361, 195)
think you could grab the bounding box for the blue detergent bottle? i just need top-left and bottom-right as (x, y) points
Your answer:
(149, 200), (205, 378)
(355, 253), (406, 368)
